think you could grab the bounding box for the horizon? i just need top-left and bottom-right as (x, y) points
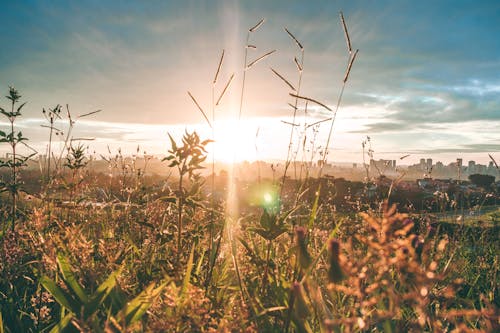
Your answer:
(1, 1), (499, 165)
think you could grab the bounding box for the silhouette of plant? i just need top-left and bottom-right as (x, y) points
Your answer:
(0, 87), (35, 231)
(163, 130), (211, 262)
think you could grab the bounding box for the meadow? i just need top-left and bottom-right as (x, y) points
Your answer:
(1, 14), (499, 333)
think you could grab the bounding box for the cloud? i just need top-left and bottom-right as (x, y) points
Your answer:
(0, 0), (499, 162)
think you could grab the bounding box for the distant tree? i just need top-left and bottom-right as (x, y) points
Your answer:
(468, 173), (495, 189)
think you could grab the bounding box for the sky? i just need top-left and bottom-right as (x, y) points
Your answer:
(0, 0), (499, 165)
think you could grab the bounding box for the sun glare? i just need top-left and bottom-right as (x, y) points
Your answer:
(209, 118), (260, 163)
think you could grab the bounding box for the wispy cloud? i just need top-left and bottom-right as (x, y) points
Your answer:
(0, 0), (499, 163)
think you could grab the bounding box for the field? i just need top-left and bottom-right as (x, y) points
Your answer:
(1, 14), (499, 333)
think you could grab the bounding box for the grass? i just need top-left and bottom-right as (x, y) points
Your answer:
(0, 12), (499, 333)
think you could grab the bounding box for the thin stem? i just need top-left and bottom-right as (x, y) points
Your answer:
(280, 49), (304, 198)
(237, 32), (251, 127)
(318, 83), (346, 179)
(10, 99), (17, 231)
(206, 72), (217, 288)
(261, 240), (273, 290)
(177, 163), (185, 264)
(47, 117), (53, 183)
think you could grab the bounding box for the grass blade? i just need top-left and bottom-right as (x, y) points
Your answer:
(290, 93), (332, 112)
(181, 245), (195, 298)
(0, 311), (4, 333)
(284, 27), (303, 50)
(270, 68), (296, 91)
(57, 253), (89, 304)
(294, 57), (303, 72)
(306, 117), (332, 129)
(78, 109), (102, 119)
(40, 276), (78, 313)
(281, 120), (300, 127)
(213, 49), (225, 84)
(49, 313), (73, 333)
(246, 50), (276, 70)
(216, 73), (235, 106)
(249, 18), (265, 32)
(188, 91), (212, 128)
(343, 49), (359, 83)
(488, 153), (499, 169)
(340, 11), (352, 53)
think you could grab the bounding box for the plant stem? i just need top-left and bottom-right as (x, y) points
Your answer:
(177, 168), (184, 264)
(281, 50), (304, 194)
(47, 117), (53, 183)
(261, 240), (273, 290)
(10, 99), (17, 231)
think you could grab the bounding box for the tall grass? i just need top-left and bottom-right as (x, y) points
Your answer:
(0, 11), (498, 333)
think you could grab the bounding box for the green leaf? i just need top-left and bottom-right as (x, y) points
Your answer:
(181, 245), (195, 298)
(48, 313), (74, 333)
(308, 184), (321, 229)
(119, 281), (167, 325)
(40, 276), (79, 313)
(57, 253), (89, 304)
(84, 266), (122, 318)
(16, 101), (27, 113)
(260, 209), (272, 230)
(0, 310), (4, 333)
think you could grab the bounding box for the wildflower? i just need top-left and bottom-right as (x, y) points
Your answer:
(327, 238), (345, 283)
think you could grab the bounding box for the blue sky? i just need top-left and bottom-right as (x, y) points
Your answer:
(1, 0), (499, 164)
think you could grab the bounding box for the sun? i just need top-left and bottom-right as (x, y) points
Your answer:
(208, 118), (260, 163)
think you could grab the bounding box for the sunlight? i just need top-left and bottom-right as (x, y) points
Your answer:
(209, 118), (261, 163)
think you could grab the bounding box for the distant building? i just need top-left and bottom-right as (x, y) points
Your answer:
(420, 158), (426, 170)
(370, 159), (396, 174)
(426, 158), (432, 170)
(468, 160), (476, 173)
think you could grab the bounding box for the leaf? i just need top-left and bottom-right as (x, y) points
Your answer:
(77, 109), (102, 118)
(119, 281), (167, 325)
(246, 50), (276, 69)
(167, 133), (177, 151)
(0, 311), (4, 333)
(48, 313), (74, 333)
(215, 73), (235, 106)
(249, 18), (265, 32)
(16, 101), (27, 113)
(270, 67), (296, 91)
(57, 253), (89, 304)
(201, 139), (213, 146)
(84, 267), (122, 318)
(308, 184), (321, 230)
(181, 245), (195, 298)
(260, 209), (272, 230)
(40, 276), (78, 313)
(279, 205), (300, 225)
(158, 196), (177, 204)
